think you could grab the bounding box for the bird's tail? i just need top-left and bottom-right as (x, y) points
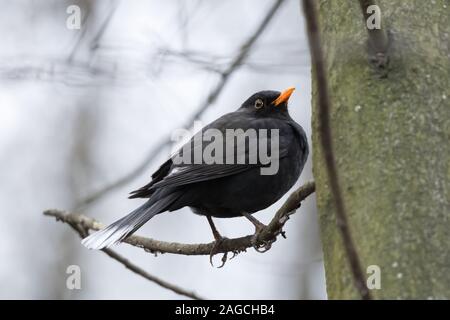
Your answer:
(81, 194), (177, 250)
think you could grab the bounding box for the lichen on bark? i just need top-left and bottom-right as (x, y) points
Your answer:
(312, 0), (450, 299)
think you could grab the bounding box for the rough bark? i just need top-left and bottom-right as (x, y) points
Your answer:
(312, 0), (450, 299)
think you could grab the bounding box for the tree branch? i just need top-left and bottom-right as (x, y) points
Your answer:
(101, 248), (203, 299)
(74, 0), (287, 210)
(67, 0), (120, 62)
(44, 181), (315, 256)
(56, 211), (203, 299)
(89, 0), (120, 51)
(301, 0), (372, 300)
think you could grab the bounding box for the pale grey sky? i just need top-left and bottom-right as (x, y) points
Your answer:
(0, 0), (325, 299)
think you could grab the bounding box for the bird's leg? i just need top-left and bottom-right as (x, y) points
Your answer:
(206, 216), (228, 268)
(242, 212), (267, 233)
(241, 212), (272, 253)
(207, 215), (223, 241)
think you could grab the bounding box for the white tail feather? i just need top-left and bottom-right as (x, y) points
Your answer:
(81, 200), (160, 250)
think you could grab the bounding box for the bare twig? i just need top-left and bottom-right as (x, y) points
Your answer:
(74, 141), (168, 210)
(101, 248), (203, 299)
(67, 6), (92, 63)
(358, 0), (390, 69)
(301, 0), (372, 300)
(68, 0), (120, 62)
(45, 181), (315, 256)
(159, 48), (304, 74)
(60, 213), (203, 299)
(74, 0), (287, 210)
(0, 57), (116, 85)
(89, 0), (120, 51)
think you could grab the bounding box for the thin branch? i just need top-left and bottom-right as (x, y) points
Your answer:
(74, 0), (287, 210)
(44, 181), (315, 256)
(159, 48), (305, 74)
(89, 0), (120, 51)
(68, 0), (119, 62)
(74, 141), (172, 211)
(59, 213), (203, 299)
(301, 0), (372, 300)
(102, 249), (203, 299)
(67, 6), (92, 63)
(358, 0), (390, 69)
(0, 57), (116, 85)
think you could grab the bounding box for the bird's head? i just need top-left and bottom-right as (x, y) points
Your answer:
(240, 87), (295, 116)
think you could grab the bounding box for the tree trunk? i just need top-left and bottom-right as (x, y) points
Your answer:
(312, 0), (450, 299)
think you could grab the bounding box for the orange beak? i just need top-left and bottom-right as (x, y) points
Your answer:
(273, 87), (295, 106)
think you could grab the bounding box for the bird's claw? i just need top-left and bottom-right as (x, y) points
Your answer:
(209, 236), (229, 268)
(250, 224), (273, 253)
(251, 235), (273, 253)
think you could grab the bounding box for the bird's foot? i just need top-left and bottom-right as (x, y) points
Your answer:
(241, 212), (273, 253)
(209, 236), (229, 268)
(250, 223), (273, 253)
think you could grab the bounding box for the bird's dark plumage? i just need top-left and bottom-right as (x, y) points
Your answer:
(82, 88), (308, 249)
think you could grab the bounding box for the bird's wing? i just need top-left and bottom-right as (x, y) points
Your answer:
(149, 164), (254, 190)
(128, 159), (173, 198)
(149, 129), (292, 190)
(130, 112), (293, 197)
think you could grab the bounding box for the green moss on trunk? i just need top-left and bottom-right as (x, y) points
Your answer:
(312, 0), (450, 299)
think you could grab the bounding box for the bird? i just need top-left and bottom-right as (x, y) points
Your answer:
(81, 87), (309, 259)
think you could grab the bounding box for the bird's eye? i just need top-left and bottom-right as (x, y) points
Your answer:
(254, 99), (264, 109)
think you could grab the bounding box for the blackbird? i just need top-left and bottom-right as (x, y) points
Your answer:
(82, 87), (309, 255)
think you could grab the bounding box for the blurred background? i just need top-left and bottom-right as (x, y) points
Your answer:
(0, 0), (326, 299)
